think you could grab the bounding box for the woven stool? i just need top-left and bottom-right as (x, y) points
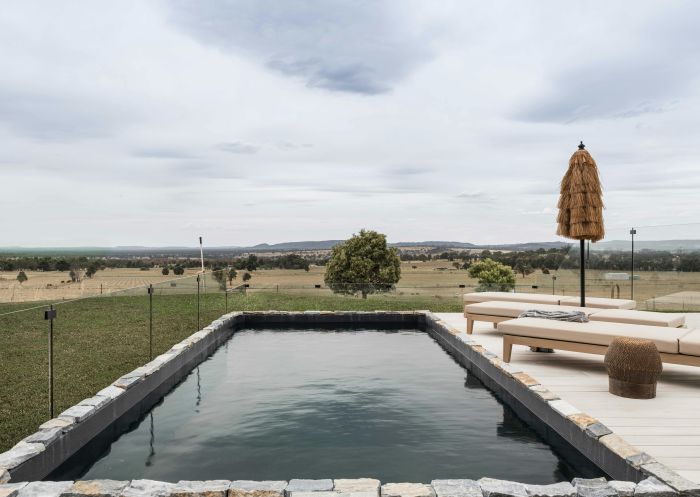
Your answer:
(604, 337), (663, 399)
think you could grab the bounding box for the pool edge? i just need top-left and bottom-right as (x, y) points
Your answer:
(1, 310), (698, 495)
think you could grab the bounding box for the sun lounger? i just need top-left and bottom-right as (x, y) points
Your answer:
(559, 296), (636, 309)
(463, 292), (560, 307)
(462, 292), (637, 312)
(588, 309), (685, 327)
(498, 317), (700, 367)
(464, 301), (685, 333)
(464, 301), (596, 333)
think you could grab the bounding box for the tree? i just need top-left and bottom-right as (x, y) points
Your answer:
(162, 266), (169, 276)
(85, 262), (100, 278)
(56, 259), (71, 272)
(467, 258), (515, 292)
(228, 268), (237, 284)
(242, 272), (252, 282)
(212, 269), (227, 291)
(16, 271), (28, 285)
(452, 261), (461, 270)
(173, 265), (185, 275)
(513, 261), (534, 278)
(69, 269), (79, 282)
(324, 229), (401, 299)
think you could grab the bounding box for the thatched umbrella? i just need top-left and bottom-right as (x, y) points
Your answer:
(557, 141), (604, 306)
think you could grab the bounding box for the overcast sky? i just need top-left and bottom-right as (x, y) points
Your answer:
(2, 1), (699, 247)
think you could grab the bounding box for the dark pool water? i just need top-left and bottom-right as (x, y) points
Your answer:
(58, 329), (601, 483)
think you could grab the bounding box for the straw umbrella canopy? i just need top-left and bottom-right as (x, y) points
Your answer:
(557, 141), (604, 306)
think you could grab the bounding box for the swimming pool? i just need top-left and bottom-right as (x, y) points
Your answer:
(52, 328), (602, 483)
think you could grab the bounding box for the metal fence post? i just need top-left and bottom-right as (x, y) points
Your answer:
(630, 228), (636, 300)
(148, 284), (154, 360)
(44, 305), (57, 418)
(197, 274), (201, 330)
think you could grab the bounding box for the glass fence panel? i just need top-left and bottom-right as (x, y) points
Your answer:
(0, 305), (49, 452)
(634, 223), (700, 311)
(53, 286), (151, 416)
(152, 274), (199, 355)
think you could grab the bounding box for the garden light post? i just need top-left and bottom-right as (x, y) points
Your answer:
(630, 228), (636, 300)
(44, 305), (57, 418)
(197, 274), (201, 331)
(148, 284), (154, 360)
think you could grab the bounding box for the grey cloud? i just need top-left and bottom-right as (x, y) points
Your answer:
(0, 87), (135, 141)
(216, 142), (260, 154)
(276, 141), (313, 150)
(514, 4), (700, 122)
(385, 165), (433, 176)
(132, 147), (195, 159)
(457, 191), (485, 199)
(167, 0), (433, 95)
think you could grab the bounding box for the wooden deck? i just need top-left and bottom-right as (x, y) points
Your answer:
(435, 312), (700, 483)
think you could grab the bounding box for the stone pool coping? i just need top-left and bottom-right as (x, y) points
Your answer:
(0, 476), (690, 497)
(1, 311), (698, 496)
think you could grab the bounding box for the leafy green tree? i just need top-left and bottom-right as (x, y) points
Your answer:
(173, 265), (185, 275)
(324, 229), (401, 299)
(228, 268), (237, 284)
(513, 261), (534, 278)
(161, 266), (169, 276)
(85, 262), (100, 278)
(467, 258), (515, 291)
(56, 259), (71, 272)
(242, 272), (252, 282)
(16, 270), (28, 285)
(212, 269), (227, 291)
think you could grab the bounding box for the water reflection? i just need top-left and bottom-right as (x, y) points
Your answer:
(52, 329), (602, 483)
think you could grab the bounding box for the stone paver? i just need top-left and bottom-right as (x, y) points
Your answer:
(228, 481), (286, 497)
(431, 479), (481, 497)
(571, 478), (616, 497)
(634, 478), (676, 497)
(39, 418), (74, 431)
(334, 479), (381, 494)
(23, 426), (64, 446)
(61, 480), (129, 497)
(120, 480), (176, 497)
(171, 480), (230, 497)
(525, 482), (575, 497)
(381, 483), (436, 497)
(0, 442), (45, 471)
(479, 478), (527, 497)
(608, 481), (636, 497)
(17, 481), (72, 497)
(0, 483), (27, 497)
(286, 480), (333, 493)
(58, 404), (96, 423)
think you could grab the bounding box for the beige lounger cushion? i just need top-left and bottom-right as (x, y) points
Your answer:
(463, 292), (560, 305)
(679, 329), (700, 356)
(465, 301), (598, 318)
(588, 309), (685, 328)
(497, 317), (689, 354)
(559, 296), (636, 309)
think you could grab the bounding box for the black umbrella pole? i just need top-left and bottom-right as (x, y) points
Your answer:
(580, 239), (586, 307)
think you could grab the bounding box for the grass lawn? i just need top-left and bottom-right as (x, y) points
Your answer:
(0, 291), (461, 452)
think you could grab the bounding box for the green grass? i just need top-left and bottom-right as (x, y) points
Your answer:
(0, 291), (460, 452)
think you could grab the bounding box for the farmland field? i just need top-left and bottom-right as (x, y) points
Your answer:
(2, 261), (700, 310)
(1, 260), (699, 452)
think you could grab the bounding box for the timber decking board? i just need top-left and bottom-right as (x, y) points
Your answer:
(436, 312), (700, 484)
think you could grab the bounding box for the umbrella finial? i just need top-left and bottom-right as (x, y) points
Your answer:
(578, 141), (585, 150)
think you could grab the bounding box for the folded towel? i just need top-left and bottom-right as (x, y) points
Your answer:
(518, 309), (589, 323)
